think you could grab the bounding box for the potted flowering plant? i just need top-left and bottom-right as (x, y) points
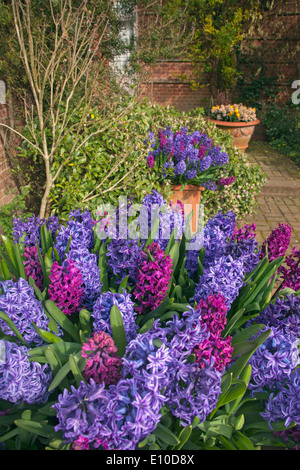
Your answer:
(0, 191), (300, 452)
(208, 104), (260, 152)
(146, 126), (230, 232)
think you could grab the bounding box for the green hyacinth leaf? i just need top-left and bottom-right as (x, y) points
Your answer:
(110, 304), (127, 357)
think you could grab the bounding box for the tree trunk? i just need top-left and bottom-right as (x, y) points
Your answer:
(39, 181), (52, 219)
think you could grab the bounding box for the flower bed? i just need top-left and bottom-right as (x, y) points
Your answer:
(0, 191), (299, 451)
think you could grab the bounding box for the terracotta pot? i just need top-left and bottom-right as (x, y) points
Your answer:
(208, 118), (260, 153)
(170, 184), (204, 234)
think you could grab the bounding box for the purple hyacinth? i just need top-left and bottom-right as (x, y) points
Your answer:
(53, 376), (165, 450)
(203, 180), (217, 191)
(141, 190), (185, 251)
(261, 368), (300, 429)
(248, 326), (300, 393)
(91, 290), (138, 342)
(260, 223), (292, 261)
(54, 209), (95, 260)
(53, 380), (110, 443)
(98, 377), (165, 450)
(208, 146), (229, 167)
(106, 238), (143, 285)
(174, 160), (186, 176)
(13, 214), (60, 247)
(251, 294), (300, 341)
(193, 254), (245, 308)
(0, 278), (51, 345)
(68, 247), (102, 309)
(122, 328), (174, 393)
(166, 359), (222, 427)
(0, 339), (52, 404)
(198, 156), (211, 172)
(226, 236), (260, 274)
(48, 259), (84, 315)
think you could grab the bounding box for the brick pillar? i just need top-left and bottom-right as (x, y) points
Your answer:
(0, 104), (17, 206)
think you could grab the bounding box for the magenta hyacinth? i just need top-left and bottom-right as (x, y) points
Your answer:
(197, 293), (228, 335)
(81, 331), (122, 386)
(193, 294), (233, 373)
(218, 176), (236, 186)
(278, 247), (300, 291)
(23, 246), (44, 290)
(133, 242), (173, 314)
(194, 334), (233, 372)
(260, 223), (292, 261)
(48, 259), (84, 315)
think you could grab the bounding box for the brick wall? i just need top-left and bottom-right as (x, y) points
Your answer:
(141, 61), (211, 111)
(141, 0), (300, 112)
(0, 104), (17, 206)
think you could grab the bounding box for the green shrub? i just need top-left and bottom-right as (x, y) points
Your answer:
(261, 103), (300, 166)
(15, 98), (265, 223)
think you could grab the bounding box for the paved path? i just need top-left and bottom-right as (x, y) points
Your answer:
(236, 141), (300, 252)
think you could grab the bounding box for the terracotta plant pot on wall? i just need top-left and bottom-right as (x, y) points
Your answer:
(169, 184), (204, 234)
(209, 118), (260, 153)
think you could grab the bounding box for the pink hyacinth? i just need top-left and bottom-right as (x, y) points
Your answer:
(278, 247), (300, 291)
(194, 334), (233, 372)
(197, 293), (228, 335)
(23, 246), (43, 290)
(81, 331), (122, 386)
(193, 293), (233, 372)
(260, 223), (292, 261)
(133, 242), (173, 315)
(147, 154), (154, 168)
(72, 435), (90, 450)
(232, 223), (256, 241)
(48, 259), (84, 315)
(218, 176), (236, 186)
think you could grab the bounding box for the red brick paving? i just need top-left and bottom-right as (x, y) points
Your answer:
(236, 141), (300, 252)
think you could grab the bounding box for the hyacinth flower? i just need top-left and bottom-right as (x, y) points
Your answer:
(140, 190), (185, 251)
(133, 242), (173, 314)
(13, 214), (60, 248)
(106, 238), (143, 285)
(54, 209), (95, 260)
(92, 290), (138, 342)
(250, 294), (300, 341)
(193, 254), (245, 309)
(0, 278), (51, 345)
(68, 247), (102, 309)
(48, 259), (84, 315)
(192, 294), (234, 373)
(261, 367), (300, 429)
(248, 326), (300, 394)
(218, 176), (236, 186)
(0, 339), (52, 404)
(277, 247), (300, 292)
(23, 245), (44, 290)
(260, 223), (292, 261)
(81, 331), (122, 386)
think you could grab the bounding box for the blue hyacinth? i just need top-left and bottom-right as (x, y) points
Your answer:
(92, 290), (138, 342)
(0, 340), (52, 404)
(0, 278), (54, 345)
